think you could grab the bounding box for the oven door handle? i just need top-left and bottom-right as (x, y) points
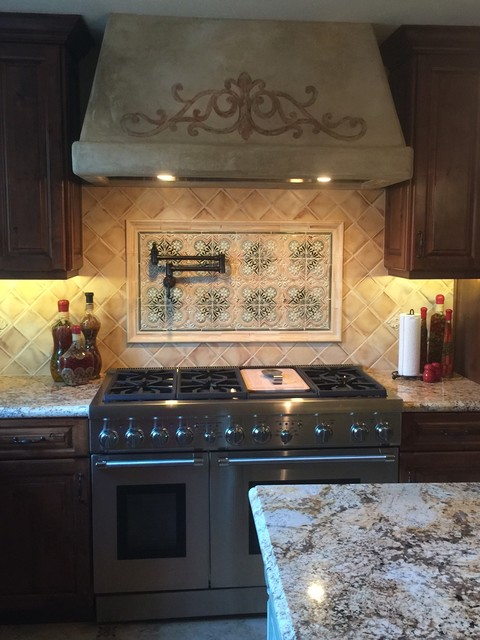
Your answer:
(95, 456), (204, 469)
(217, 454), (396, 466)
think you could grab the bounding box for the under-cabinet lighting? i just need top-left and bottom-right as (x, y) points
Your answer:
(288, 178), (304, 183)
(157, 173), (176, 182)
(317, 175), (332, 183)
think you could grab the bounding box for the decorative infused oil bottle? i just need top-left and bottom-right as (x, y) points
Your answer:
(50, 299), (73, 382)
(80, 292), (102, 378)
(59, 325), (94, 386)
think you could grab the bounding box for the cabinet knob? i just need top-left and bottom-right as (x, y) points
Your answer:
(415, 231), (424, 258)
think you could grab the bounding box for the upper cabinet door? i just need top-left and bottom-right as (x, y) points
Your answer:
(0, 14), (92, 279)
(381, 27), (480, 279)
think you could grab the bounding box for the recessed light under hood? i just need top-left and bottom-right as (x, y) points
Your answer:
(72, 14), (413, 189)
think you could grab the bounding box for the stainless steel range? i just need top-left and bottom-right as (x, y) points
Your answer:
(89, 365), (402, 622)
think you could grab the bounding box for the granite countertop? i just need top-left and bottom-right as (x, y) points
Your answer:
(371, 371), (480, 412)
(250, 483), (480, 640)
(0, 376), (102, 418)
(0, 370), (478, 419)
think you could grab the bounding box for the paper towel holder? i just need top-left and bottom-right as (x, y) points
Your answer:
(393, 308), (423, 380)
(391, 371), (422, 380)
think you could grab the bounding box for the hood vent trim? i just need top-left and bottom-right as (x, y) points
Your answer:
(119, 71), (369, 143)
(72, 15), (413, 189)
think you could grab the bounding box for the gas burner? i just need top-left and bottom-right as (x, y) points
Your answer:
(302, 366), (387, 398)
(177, 367), (247, 399)
(103, 369), (176, 402)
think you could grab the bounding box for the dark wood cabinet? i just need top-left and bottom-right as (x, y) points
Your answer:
(400, 412), (480, 482)
(453, 279), (480, 385)
(381, 27), (480, 279)
(0, 418), (93, 622)
(0, 13), (92, 279)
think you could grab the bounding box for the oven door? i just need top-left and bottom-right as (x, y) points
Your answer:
(91, 452), (209, 594)
(210, 448), (398, 589)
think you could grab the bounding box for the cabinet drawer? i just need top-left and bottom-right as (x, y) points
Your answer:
(400, 451), (480, 483)
(401, 412), (480, 451)
(0, 418), (88, 459)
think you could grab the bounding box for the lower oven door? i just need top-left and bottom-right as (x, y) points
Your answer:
(91, 452), (209, 594)
(210, 447), (398, 589)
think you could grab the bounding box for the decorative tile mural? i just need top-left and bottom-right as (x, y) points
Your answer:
(126, 221), (343, 342)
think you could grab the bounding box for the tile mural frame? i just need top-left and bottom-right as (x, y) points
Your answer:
(126, 220), (343, 343)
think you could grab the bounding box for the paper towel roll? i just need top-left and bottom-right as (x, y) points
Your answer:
(398, 312), (421, 376)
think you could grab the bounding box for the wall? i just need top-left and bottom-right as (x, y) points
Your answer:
(0, 186), (454, 376)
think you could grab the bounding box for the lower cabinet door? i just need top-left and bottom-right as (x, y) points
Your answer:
(0, 457), (92, 622)
(400, 451), (480, 483)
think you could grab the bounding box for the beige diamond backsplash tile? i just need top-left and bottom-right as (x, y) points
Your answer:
(15, 342), (49, 375)
(84, 239), (117, 272)
(338, 192), (371, 219)
(206, 191), (238, 217)
(101, 189), (135, 218)
(355, 240), (384, 272)
(273, 191), (308, 216)
(344, 224), (370, 255)
(354, 278), (383, 306)
(83, 203), (117, 236)
(0, 186), (455, 375)
(135, 190), (168, 217)
(239, 191), (270, 217)
(358, 206), (384, 237)
(351, 341), (384, 368)
(0, 326), (29, 359)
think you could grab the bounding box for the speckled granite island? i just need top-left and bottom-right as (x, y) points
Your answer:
(249, 483), (480, 640)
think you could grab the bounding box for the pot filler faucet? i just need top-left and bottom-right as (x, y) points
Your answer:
(150, 242), (226, 299)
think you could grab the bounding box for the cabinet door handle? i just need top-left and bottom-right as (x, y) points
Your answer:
(415, 231), (424, 258)
(9, 433), (66, 445)
(12, 436), (47, 445)
(77, 472), (86, 503)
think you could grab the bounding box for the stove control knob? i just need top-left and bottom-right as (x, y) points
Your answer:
(176, 427), (194, 446)
(280, 429), (293, 444)
(375, 420), (392, 443)
(350, 421), (369, 442)
(98, 419), (119, 450)
(204, 430), (216, 444)
(176, 416), (194, 446)
(150, 419), (169, 447)
(252, 424), (271, 444)
(314, 423), (333, 443)
(225, 424), (245, 446)
(125, 418), (145, 448)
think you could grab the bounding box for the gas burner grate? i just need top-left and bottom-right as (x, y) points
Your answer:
(103, 368), (176, 402)
(177, 367), (247, 400)
(301, 366), (387, 398)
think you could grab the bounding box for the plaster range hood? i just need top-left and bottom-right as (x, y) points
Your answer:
(72, 14), (413, 189)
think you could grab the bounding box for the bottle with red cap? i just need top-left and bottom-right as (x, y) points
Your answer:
(427, 294), (445, 364)
(419, 306), (428, 372)
(50, 299), (73, 382)
(59, 325), (94, 386)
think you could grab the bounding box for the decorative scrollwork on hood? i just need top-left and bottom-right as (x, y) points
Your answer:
(120, 72), (367, 141)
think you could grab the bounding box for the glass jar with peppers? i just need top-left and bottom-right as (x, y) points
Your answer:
(427, 294), (445, 364)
